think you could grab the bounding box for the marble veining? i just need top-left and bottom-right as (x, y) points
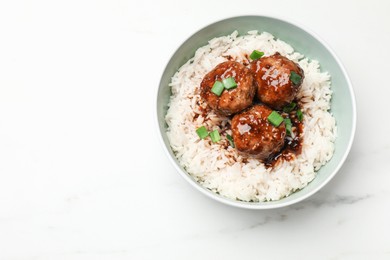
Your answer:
(290, 193), (373, 209)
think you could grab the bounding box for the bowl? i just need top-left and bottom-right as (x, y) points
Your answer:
(156, 15), (356, 209)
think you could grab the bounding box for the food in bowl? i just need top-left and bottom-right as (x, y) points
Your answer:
(231, 104), (287, 160)
(200, 61), (255, 116)
(251, 52), (304, 110)
(165, 30), (336, 202)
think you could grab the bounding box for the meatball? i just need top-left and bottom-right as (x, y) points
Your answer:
(251, 53), (304, 110)
(231, 104), (286, 160)
(200, 61), (255, 116)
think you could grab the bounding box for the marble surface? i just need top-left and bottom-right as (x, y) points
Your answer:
(0, 0), (390, 259)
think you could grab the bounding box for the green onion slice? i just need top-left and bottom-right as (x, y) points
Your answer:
(267, 111), (284, 127)
(283, 102), (297, 113)
(297, 109), (303, 122)
(226, 134), (235, 148)
(250, 50), (264, 60)
(284, 118), (293, 136)
(196, 126), (208, 139)
(222, 77), (237, 90)
(210, 130), (221, 143)
(211, 80), (224, 96)
(290, 71), (302, 86)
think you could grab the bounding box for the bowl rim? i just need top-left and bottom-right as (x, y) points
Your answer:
(155, 15), (357, 209)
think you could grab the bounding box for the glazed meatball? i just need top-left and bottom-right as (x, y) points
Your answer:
(251, 53), (304, 110)
(200, 61), (255, 116)
(231, 104), (286, 160)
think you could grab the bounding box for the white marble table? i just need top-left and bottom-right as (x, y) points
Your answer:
(0, 0), (389, 259)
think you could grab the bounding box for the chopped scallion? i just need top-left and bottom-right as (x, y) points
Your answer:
(211, 80), (224, 96)
(267, 111), (284, 127)
(226, 134), (235, 148)
(210, 130), (221, 143)
(283, 102), (297, 113)
(222, 77), (237, 90)
(290, 71), (302, 86)
(196, 126), (208, 139)
(284, 118), (293, 136)
(297, 109), (303, 122)
(250, 50), (264, 60)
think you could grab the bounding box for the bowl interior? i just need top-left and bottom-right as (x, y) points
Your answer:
(156, 16), (355, 209)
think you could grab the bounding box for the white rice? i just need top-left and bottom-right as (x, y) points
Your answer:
(165, 31), (336, 202)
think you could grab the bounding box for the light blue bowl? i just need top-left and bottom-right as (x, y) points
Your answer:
(156, 16), (356, 209)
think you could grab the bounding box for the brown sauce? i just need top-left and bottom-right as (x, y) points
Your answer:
(192, 99), (304, 169)
(264, 108), (304, 168)
(195, 56), (305, 169)
(223, 55), (234, 61)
